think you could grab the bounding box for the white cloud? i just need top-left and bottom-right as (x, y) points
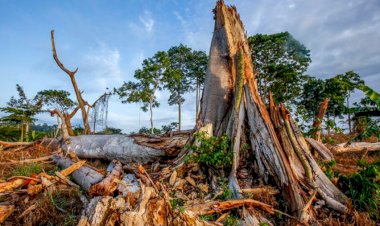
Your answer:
(80, 42), (123, 93)
(128, 10), (155, 36)
(139, 11), (155, 33)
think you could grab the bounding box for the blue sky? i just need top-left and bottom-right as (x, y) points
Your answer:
(0, 0), (379, 132)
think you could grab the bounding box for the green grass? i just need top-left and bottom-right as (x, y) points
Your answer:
(339, 160), (380, 220)
(11, 163), (43, 176)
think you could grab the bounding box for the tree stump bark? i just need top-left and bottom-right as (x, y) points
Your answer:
(191, 1), (348, 223)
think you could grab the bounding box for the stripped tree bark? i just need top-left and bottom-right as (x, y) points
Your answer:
(62, 132), (190, 164)
(51, 30), (91, 134)
(312, 97), (329, 141)
(189, 1), (348, 223)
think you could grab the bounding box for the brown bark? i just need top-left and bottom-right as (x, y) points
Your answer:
(191, 1), (348, 223)
(48, 109), (70, 139)
(51, 30), (91, 134)
(0, 205), (15, 224)
(305, 138), (334, 161)
(312, 97), (329, 141)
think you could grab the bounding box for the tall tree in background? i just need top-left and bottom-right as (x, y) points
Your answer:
(187, 50), (208, 122)
(116, 51), (168, 134)
(164, 44), (193, 131)
(298, 76), (326, 120)
(35, 89), (79, 138)
(0, 84), (42, 141)
(51, 30), (91, 134)
(336, 71), (364, 133)
(248, 32), (311, 104)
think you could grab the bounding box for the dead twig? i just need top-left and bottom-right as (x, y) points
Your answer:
(0, 155), (53, 165)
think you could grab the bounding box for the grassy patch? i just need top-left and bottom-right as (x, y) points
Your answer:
(338, 160), (380, 220)
(11, 163), (42, 177)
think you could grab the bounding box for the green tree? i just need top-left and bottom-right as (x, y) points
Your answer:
(116, 51), (169, 134)
(0, 84), (42, 141)
(335, 71), (364, 133)
(187, 50), (208, 121)
(164, 44), (192, 131)
(298, 76), (326, 122)
(35, 89), (79, 137)
(248, 32), (311, 104)
(164, 44), (207, 130)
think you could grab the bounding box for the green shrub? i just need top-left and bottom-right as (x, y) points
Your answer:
(320, 160), (338, 179)
(185, 132), (232, 171)
(224, 215), (239, 226)
(339, 160), (380, 219)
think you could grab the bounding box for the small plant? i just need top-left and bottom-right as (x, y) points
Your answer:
(320, 160), (338, 179)
(339, 160), (380, 220)
(11, 163), (42, 177)
(185, 132), (232, 171)
(217, 178), (233, 200)
(200, 214), (216, 221)
(224, 215), (239, 226)
(170, 198), (185, 211)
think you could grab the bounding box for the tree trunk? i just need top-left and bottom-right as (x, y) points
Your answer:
(347, 94), (351, 134)
(178, 90), (181, 131)
(65, 114), (75, 136)
(312, 97), (329, 141)
(332, 142), (380, 153)
(149, 99), (154, 134)
(193, 1), (348, 223)
(63, 132), (191, 164)
(69, 75), (91, 134)
(51, 30), (91, 135)
(25, 121), (30, 141)
(20, 123), (24, 142)
(55, 115), (61, 138)
(195, 79), (200, 122)
(48, 109), (69, 140)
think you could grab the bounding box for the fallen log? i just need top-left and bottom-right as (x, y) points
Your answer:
(89, 160), (123, 196)
(63, 134), (189, 164)
(52, 155), (104, 191)
(332, 142), (380, 154)
(305, 138), (334, 161)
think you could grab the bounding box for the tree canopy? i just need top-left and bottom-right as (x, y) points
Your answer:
(248, 32), (311, 104)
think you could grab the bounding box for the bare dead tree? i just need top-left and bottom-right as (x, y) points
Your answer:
(312, 97), (329, 141)
(50, 30), (91, 134)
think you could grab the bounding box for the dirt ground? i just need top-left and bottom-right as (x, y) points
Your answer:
(0, 141), (378, 225)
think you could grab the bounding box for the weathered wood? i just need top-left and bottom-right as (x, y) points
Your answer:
(63, 135), (188, 164)
(89, 160), (123, 196)
(190, 1), (348, 223)
(312, 98), (329, 141)
(0, 179), (24, 193)
(305, 138), (334, 161)
(0, 205), (14, 223)
(78, 196), (113, 226)
(186, 199), (275, 216)
(52, 155), (104, 191)
(332, 142), (380, 153)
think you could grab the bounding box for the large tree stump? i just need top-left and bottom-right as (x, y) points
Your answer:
(190, 1), (348, 223)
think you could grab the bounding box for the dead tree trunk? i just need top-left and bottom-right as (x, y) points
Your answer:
(63, 132), (191, 164)
(51, 30), (91, 134)
(312, 97), (329, 141)
(192, 1), (347, 223)
(48, 109), (70, 140)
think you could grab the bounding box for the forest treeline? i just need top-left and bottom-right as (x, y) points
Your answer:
(0, 31), (378, 141)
